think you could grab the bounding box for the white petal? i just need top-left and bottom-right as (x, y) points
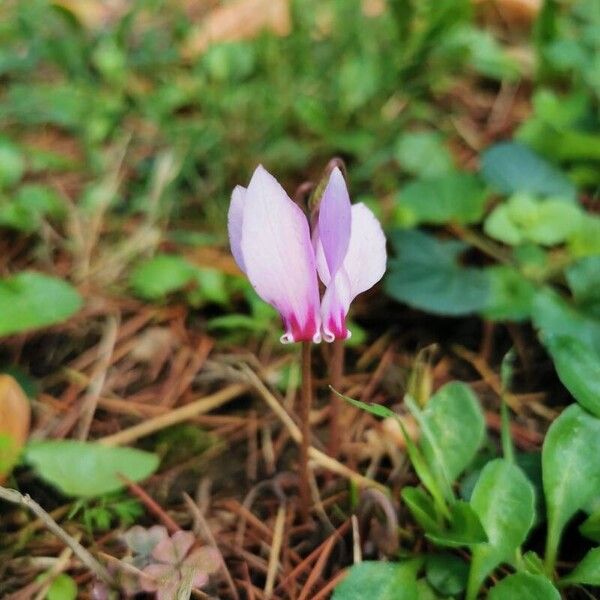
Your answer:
(228, 185), (246, 273)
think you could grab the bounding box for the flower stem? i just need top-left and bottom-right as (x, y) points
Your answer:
(328, 339), (345, 458)
(299, 341), (313, 521)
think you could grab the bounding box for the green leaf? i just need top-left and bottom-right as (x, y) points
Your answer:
(543, 335), (600, 417)
(395, 173), (487, 226)
(130, 254), (197, 300)
(480, 142), (576, 200)
(482, 266), (536, 322)
(419, 382), (485, 485)
(566, 256), (600, 316)
(385, 230), (491, 316)
(0, 137), (25, 189)
(426, 501), (488, 548)
(402, 487), (440, 533)
(484, 193), (582, 247)
(467, 459), (536, 600)
(532, 288), (600, 355)
(580, 511), (600, 543)
(395, 132), (454, 179)
(332, 560), (421, 600)
(543, 405), (600, 572)
(0, 272), (82, 336)
(488, 573), (560, 599)
(425, 553), (468, 596)
(46, 573), (77, 600)
(24, 440), (159, 498)
(561, 547), (600, 585)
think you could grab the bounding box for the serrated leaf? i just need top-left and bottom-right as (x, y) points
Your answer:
(24, 440), (159, 498)
(0, 272), (82, 336)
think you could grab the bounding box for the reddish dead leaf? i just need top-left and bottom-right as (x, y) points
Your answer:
(183, 0), (290, 58)
(0, 375), (31, 483)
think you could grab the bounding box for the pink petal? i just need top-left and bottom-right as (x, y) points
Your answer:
(228, 185), (247, 273)
(317, 167), (351, 279)
(240, 165), (321, 343)
(152, 531), (195, 564)
(185, 547), (222, 575)
(140, 563), (174, 592)
(320, 203), (386, 341)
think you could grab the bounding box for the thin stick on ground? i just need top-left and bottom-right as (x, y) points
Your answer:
(0, 486), (114, 586)
(264, 504), (286, 599)
(299, 341), (312, 521)
(328, 339), (344, 458)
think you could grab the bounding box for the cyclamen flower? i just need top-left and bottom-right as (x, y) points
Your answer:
(228, 165), (386, 343)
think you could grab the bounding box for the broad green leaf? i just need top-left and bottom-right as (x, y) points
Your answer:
(484, 194), (582, 247)
(566, 256), (600, 316)
(569, 215), (600, 258)
(425, 553), (468, 596)
(482, 266), (536, 322)
(543, 405), (600, 572)
(480, 142), (576, 200)
(385, 230), (491, 316)
(24, 440), (159, 498)
(580, 511), (600, 543)
(0, 272), (82, 336)
(561, 547), (600, 585)
(488, 573), (560, 600)
(426, 501), (488, 548)
(532, 288), (600, 355)
(395, 173), (487, 226)
(130, 254), (197, 300)
(46, 573), (77, 600)
(467, 459), (536, 600)
(418, 382), (485, 485)
(543, 335), (600, 417)
(332, 560), (421, 600)
(395, 132), (454, 179)
(0, 137), (25, 189)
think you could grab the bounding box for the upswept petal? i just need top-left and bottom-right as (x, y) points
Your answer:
(317, 167), (351, 279)
(343, 203), (387, 298)
(319, 203), (386, 340)
(228, 185), (246, 273)
(240, 165), (321, 343)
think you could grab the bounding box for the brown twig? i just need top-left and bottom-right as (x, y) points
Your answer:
(264, 504), (286, 598)
(0, 486), (114, 586)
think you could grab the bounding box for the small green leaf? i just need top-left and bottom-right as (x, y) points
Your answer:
(46, 573), (77, 600)
(488, 573), (560, 599)
(566, 256), (600, 316)
(395, 132), (454, 179)
(425, 553), (468, 596)
(543, 335), (600, 417)
(402, 487), (440, 533)
(580, 511), (600, 543)
(385, 230), (491, 316)
(543, 405), (600, 573)
(419, 382), (485, 485)
(0, 138), (25, 189)
(480, 142), (576, 200)
(130, 254), (197, 300)
(467, 459), (536, 600)
(332, 560), (422, 600)
(522, 551), (546, 576)
(426, 501), (488, 548)
(483, 266), (536, 322)
(395, 172), (487, 226)
(24, 441), (159, 498)
(0, 272), (82, 336)
(561, 547), (600, 585)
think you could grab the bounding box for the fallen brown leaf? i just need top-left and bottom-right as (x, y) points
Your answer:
(0, 375), (31, 483)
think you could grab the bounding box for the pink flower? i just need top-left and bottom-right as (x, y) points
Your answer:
(229, 165), (386, 343)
